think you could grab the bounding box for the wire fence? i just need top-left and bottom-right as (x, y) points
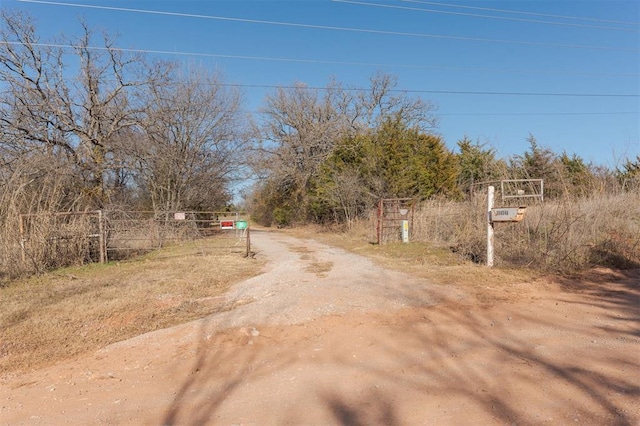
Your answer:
(18, 210), (251, 269)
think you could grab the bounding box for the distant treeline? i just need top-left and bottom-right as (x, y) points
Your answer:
(1, 10), (638, 276)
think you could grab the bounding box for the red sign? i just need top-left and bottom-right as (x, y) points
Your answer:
(220, 220), (234, 229)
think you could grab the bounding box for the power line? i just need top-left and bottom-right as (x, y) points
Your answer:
(16, 0), (639, 52)
(3, 41), (637, 78)
(333, 0), (640, 33)
(241, 109), (638, 117)
(401, 0), (640, 26)
(1, 40), (637, 97)
(278, 111), (638, 116)
(223, 83), (639, 98)
(436, 111), (640, 116)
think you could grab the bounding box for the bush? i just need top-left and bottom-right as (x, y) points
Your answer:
(272, 206), (292, 228)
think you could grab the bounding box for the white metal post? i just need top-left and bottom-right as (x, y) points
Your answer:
(487, 185), (495, 267)
(98, 210), (107, 264)
(401, 220), (409, 243)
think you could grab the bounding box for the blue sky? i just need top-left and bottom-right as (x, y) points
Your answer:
(2, 0), (639, 167)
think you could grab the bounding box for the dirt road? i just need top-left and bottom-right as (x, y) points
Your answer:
(1, 230), (639, 425)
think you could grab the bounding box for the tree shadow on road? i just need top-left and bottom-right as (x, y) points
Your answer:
(160, 268), (640, 425)
(553, 268), (640, 337)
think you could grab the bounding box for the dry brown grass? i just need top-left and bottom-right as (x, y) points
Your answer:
(277, 191), (640, 285)
(3, 190), (637, 377)
(283, 190), (640, 302)
(284, 223), (540, 300)
(0, 237), (264, 377)
(373, 192), (640, 273)
(485, 193), (640, 271)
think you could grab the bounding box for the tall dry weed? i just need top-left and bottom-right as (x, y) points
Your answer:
(380, 191), (640, 272)
(0, 159), (88, 280)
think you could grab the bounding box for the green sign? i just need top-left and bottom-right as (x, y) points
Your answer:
(235, 220), (248, 230)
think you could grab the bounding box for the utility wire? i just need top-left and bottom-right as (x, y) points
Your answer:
(222, 83), (639, 98)
(3, 41), (637, 78)
(436, 111), (640, 116)
(16, 0), (639, 52)
(333, 0), (640, 32)
(401, 0), (640, 26)
(239, 109), (638, 116)
(1, 41), (637, 97)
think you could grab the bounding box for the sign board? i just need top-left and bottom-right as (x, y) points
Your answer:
(235, 220), (248, 230)
(220, 220), (235, 230)
(401, 220), (409, 243)
(174, 212), (186, 220)
(490, 207), (526, 223)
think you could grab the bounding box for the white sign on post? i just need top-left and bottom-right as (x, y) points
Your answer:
(487, 185), (528, 267)
(401, 220), (409, 243)
(490, 207), (526, 223)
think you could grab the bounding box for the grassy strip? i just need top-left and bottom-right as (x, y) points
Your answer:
(0, 239), (264, 376)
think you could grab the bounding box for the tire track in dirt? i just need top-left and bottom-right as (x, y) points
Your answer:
(211, 229), (463, 328)
(2, 231), (638, 425)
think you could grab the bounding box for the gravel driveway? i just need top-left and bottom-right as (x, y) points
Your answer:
(2, 229), (638, 425)
(217, 229), (459, 326)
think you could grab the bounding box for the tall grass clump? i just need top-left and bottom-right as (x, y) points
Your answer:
(404, 189), (639, 273)
(0, 159), (89, 282)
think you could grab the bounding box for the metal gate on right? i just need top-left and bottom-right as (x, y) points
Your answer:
(375, 198), (415, 244)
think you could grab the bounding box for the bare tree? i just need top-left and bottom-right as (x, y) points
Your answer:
(0, 10), (168, 207)
(251, 72), (439, 223)
(0, 9), (174, 275)
(349, 72), (438, 132)
(255, 81), (344, 204)
(132, 66), (249, 211)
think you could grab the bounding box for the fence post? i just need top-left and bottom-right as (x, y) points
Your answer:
(376, 199), (383, 244)
(245, 225), (251, 257)
(487, 186), (495, 267)
(97, 210), (106, 263)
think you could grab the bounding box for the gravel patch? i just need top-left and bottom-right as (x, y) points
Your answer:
(101, 229), (457, 352)
(214, 229), (453, 327)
